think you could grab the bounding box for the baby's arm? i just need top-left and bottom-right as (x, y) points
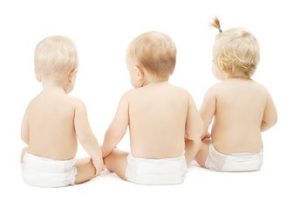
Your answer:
(74, 99), (103, 175)
(21, 108), (29, 145)
(261, 92), (277, 131)
(199, 87), (216, 139)
(185, 93), (203, 163)
(102, 93), (129, 158)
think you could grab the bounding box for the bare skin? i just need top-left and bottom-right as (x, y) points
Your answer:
(21, 79), (103, 184)
(103, 65), (202, 180)
(196, 78), (277, 167)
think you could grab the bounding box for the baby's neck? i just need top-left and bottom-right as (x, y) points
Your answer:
(143, 76), (169, 87)
(42, 81), (66, 94)
(226, 74), (251, 80)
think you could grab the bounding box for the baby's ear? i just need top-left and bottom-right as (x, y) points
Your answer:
(135, 65), (144, 79)
(68, 68), (77, 80)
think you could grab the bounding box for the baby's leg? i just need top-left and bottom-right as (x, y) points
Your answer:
(185, 139), (201, 165)
(75, 158), (96, 184)
(195, 139), (210, 168)
(104, 149), (128, 180)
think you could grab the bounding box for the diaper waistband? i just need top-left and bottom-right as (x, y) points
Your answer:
(210, 144), (263, 159)
(23, 153), (76, 173)
(128, 153), (186, 163)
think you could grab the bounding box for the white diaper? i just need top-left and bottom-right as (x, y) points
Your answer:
(205, 144), (263, 172)
(125, 154), (187, 185)
(22, 153), (77, 188)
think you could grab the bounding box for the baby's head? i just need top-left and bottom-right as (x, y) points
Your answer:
(211, 18), (260, 79)
(126, 31), (176, 87)
(34, 36), (78, 92)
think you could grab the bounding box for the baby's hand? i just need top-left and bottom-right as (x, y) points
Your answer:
(91, 156), (103, 176)
(201, 132), (211, 141)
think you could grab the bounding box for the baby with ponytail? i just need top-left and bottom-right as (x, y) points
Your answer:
(195, 18), (277, 172)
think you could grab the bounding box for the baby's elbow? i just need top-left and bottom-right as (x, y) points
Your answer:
(272, 115), (278, 126)
(21, 133), (29, 145)
(269, 113), (278, 128)
(261, 118), (277, 131)
(269, 108), (278, 128)
(22, 137), (29, 145)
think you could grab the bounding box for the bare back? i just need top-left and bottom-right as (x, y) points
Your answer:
(25, 90), (77, 160)
(211, 79), (268, 153)
(128, 83), (189, 158)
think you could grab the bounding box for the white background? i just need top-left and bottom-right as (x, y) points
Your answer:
(0, 0), (299, 207)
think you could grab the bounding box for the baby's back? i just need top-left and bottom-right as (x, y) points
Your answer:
(212, 79), (267, 153)
(26, 90), (77, 160)
(128, 83), (189, 158)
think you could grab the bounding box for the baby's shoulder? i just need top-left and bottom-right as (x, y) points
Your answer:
(219, 80), (268, 92)
(165, 84), (192, 101)
(24, 97), (37, 115)
(120, 89), (135, 100)
(204, 82), (222, 96)
(114, 89), (135, 106)
(251, 80), (268, 90)
(247, 80), (270, 96)
(67, 96), (87, 110)
(168, 83), (189, 93)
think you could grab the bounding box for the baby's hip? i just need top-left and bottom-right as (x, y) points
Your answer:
(205, 144), (263, 172)
(21, 152), (77, 187)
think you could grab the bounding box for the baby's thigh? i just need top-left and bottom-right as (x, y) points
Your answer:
(195, 139), (210, 167)
(75, 158), (96, 184)
(104, 149), (128, 180)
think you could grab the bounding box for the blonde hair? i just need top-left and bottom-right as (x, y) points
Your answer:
(127, 31), (177, 79)
(34, 36), (78, 81)
(211, 18), (260, 78)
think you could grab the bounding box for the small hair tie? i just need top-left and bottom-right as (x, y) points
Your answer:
(211, 17), (222, 33)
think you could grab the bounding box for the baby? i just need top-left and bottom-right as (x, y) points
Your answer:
(195, 18), (277, 171)
(21, 36), (103, 187)
(102, 31), (202, 185)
